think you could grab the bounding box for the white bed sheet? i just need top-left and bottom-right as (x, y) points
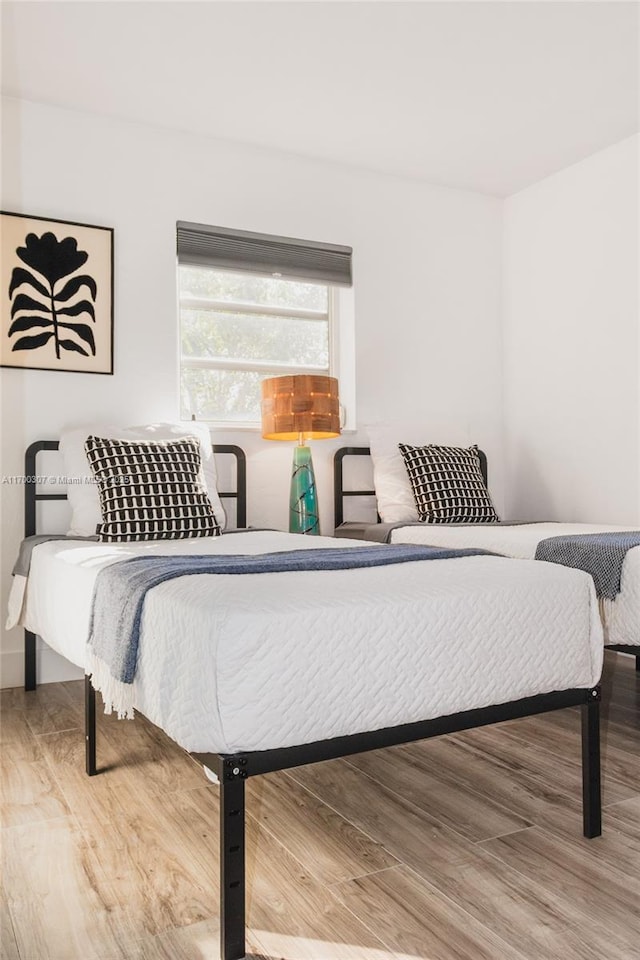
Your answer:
(387, 523), (639, 647)
(18, 530), (602, 754)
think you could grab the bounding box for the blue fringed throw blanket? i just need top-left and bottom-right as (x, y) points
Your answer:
(87, 544), (490, 718)
(535, 532), (640, 601)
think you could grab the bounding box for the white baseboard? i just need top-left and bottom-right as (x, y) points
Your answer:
(0, 645), (83, 689)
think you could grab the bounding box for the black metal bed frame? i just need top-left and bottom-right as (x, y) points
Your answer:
(23, 440), (602, 960)
(334, 445), (640, 673)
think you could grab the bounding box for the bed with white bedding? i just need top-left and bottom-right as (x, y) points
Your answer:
(334, 446), (640, 661)
(12, 438), (605, 960)
(385, 523), (640, 648)
(14, 530), (603, 755)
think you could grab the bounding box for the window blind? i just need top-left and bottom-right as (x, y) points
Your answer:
(177, 221), (352, 287)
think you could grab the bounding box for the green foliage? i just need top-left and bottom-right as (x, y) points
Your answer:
(181, 368), (265, 422)
(179, 267), (330, 421)
(181, 310), (327, 366)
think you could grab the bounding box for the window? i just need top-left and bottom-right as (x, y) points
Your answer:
(177, 223), (354, 428)
(179, 268), (333, 424)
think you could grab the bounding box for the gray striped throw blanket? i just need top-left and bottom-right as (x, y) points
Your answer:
(87, 544), (490, 718)
(535, 532), (640, 601)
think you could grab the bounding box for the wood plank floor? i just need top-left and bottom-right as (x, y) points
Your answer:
(1, 651), (638, 960)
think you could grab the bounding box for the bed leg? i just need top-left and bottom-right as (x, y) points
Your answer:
(636, 656), (639, 673)
(581, 688), (601, 839)
(85, 676), (97, 777)
(220, 773), (246, 960)
(24, 630), (36, 691)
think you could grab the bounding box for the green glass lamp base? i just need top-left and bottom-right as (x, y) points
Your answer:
(289, 444), (319, 535)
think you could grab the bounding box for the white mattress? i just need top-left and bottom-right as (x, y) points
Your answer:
(387, 523), (639, 648)
(17, 531), (603, 754)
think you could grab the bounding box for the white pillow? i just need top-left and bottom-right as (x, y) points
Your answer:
(367, 422), (471, 524)
(60, 421), (226, 536)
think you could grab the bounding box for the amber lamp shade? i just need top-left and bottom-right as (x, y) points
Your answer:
(261, 375), (340, 441)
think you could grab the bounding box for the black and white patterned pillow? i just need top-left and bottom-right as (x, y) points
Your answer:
(399, 443), (499, 524)
(84, 435), (221, 542)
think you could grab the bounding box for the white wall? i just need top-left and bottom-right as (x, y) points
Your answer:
(503, 135), (639, 523)
(0, 97), (504, 687)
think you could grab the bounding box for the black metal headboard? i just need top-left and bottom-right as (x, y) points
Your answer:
(24, 440), (247, 537)
(334, 446), (489, 529)
(23, 439), (247, 693)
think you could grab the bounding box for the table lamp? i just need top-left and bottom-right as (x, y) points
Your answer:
(261, 374), (341, 534)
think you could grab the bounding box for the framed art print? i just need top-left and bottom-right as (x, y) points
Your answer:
(1, 211), (114, 374)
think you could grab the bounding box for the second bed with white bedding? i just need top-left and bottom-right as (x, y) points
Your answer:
(384, 521), (639, 647)
(334, 443), (639, 651)
(20, 530), (603, 755)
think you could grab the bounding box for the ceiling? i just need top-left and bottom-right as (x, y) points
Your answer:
(2, 1), (638, 197)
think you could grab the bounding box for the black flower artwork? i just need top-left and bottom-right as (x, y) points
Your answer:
(8, 231), (97, 359)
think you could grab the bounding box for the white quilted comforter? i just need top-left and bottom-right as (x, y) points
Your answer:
(388, 523), (639, 648)
(17, 531), (603, 754)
